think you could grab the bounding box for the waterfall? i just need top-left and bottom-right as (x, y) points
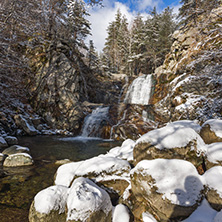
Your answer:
(81, 106), (109, 137)
(124, 74), (152, 105)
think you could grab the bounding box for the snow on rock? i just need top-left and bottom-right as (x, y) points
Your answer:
(134, 123), (206, 166)
(206, 143), (222, 168)
(131, 159), (204, 220)
(200, 119), (222, 144)
(167, 120), (201, 133)
(29, 185), (68, 222)
(112, 204), (130, 222)
(4, 136), (18, 146)
(55, 155), (131, 187)
(107, 139), (135, 161)
(3, 153), (33, 167)
(0, 136), (8, 149)
(2, 145), (30, 155)
(182, 199), (218, 222)
(142, 212), (157, 222)
(203, 166), (222, 211)
(66, 177), (112, 222)
(34, 185), (68, 214)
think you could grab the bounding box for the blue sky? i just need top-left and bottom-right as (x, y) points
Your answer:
(86, 0), (181, 51)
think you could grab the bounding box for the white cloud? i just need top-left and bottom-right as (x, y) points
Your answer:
(137, 0), (162, 11)
(86, 0), (138, 52)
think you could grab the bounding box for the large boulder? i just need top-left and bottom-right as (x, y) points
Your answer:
(14, 114), (38, 136)
(29, 185), (68, 222)
(203, 166), (222, 211)
(205, 143), (222, 169)
(200, 119), (222, 144)
(54, 155), (131, 187)
(66, 177), (112, 222)
(131, 159), (204, 221)
(3, 153), (33, 167)
(133, 123), (206, 168)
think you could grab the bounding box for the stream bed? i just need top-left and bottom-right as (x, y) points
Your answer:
(0, 136), (120, 221)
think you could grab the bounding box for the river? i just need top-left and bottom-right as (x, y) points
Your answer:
(0, 136), (120, 221)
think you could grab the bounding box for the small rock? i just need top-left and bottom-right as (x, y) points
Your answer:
(14, 114), (38, 136)
(2, 145), (30, 155)
(55, 159), (71, 165)
(4, 136), (18, 146)
(3, 153), (33, 167)
(0, 136), (8, 149)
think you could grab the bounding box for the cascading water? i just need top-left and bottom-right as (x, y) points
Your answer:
(124, 74), (152, 105)
(81, 106), (109, 137)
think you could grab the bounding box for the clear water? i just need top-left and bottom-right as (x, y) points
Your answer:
(0, 136), (120, 221)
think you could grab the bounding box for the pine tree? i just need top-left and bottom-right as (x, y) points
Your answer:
(87, 40), (99, 70)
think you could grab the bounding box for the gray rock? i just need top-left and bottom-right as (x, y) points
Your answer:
(14, 115), (38, 136)
(3, 153), (33, 167)
(2, 145), (30, 155)
(0, 136), (8, 149)
(4, 136), (18, 146)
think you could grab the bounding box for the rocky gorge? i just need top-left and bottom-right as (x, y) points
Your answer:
(0, 3), (222, 222)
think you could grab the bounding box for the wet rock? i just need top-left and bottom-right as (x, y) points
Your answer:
(133, 124), (206, 168)
(200, 119), (222, 144)
(29, 185), (68, 222)
(3, 153), (33, 167)
(2, 145), (30, 155)
(131, 159), (204, 221)
(14, 114), (38, 136)
(203, 166), (222, 211)
(0, 136), (8, 149)
(4, 136), (18, 146)
(66, 177), (112, 222)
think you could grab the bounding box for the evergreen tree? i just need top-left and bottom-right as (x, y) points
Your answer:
(87, 40), (99, 70)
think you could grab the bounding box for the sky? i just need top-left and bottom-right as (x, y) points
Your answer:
(86, 0), (181, 52)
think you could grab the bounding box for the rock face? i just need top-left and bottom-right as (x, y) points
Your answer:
(133, 123), (206, 168)
(152, 6), (222, 123)
(131, 159), (204, 221)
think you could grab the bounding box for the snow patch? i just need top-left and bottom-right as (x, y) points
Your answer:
(142, 212), (157, 222)
(131, 159), (203, 206)
(34, 185), (68, 214)
(167, 120), (201, 133)
(206, 143), (222, 164)
(112, 204), (130, 222)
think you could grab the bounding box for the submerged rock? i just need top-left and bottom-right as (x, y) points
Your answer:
(200, 119), (222, 144)
(3, 153), (33, 167)
(131, 159), (204, 221)
(29, 185), (68, 222)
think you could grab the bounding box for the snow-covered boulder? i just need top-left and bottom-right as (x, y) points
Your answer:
(182, 199), (218, 222)
(106, 139), (135, 162)
(55, 155), (131, 187)
(14, 114), (38, 136)
(2, 145), (30, 155)
(133, 124), (206, 168)
(67, 177), (112, 222)
(4, 136), (18, 146)
(206, 143), (222, 169)
(131, 159), (204, 221)
(0, 136), (8, 149)
(112, 204), (131, 222)
(3, 153), (33, 167)
(200, 119), (222, 144)
(29, 185), (68, 222)
(167, 120), (201, 133)
(203, 166), (222, 211)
